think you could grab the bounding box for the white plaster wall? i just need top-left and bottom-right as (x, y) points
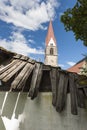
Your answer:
(0, 92), (87, 130)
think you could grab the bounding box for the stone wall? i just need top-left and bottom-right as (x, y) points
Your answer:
(0, 92), (87, 130)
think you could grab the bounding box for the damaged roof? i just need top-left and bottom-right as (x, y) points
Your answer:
(0, 47), (87, 115)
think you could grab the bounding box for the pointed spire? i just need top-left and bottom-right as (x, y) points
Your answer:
(46, 20), (56, 45)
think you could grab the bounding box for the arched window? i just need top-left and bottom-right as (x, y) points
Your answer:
(50, 48), (53, 55)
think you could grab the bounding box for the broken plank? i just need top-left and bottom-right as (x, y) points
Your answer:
(50, 68), (57, 106)
(0, 60), (17, 75)
(77, 88), (86, 108)
(69, 73), (78, 115)
(20, 55), (29, 61)
(28, 63), (41, 99)
(2, 61), (26, 82)
(0, 60), (22, 80)
(18, 64), (35, 90)
(11, 63), (34, 89)
(56, 72), (68, 112)
(11, 63), (30, 89)
(32, 64), (43, 98)
(13, 54), (22, 59)
(28, 58), (35, 64)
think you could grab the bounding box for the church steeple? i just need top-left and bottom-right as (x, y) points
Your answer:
(46, 20), (56, 45)
(44, 20), (58, 67)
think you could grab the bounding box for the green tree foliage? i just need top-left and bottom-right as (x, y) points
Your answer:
(61, 0), (87, 46)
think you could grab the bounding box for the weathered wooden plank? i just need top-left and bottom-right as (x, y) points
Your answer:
(56, 72), (68, 112)
(32, 64), (43, 98)
(42, 65), (51, 71)
(0, 60), (22, 80)
(61, 74), (69, 109)
(13, 54), (22, 59)
(20, 55), (29, 61)
(50, 68), (57, 106)
(11, 63), (34, 89)
(28, 63), (42, 99)
(0, 65), (4, 69)
(2, 61), (26, 82)
(77, 85), (87, 89)
(77, 88), (86, 108)
(17, 64), (34, 90)
(28, 58), (35, 64)
(83, 88), (87, 97)
(0, 60), (17, 75)
(69, 73), (78, 115)
(11, 63), (30, 89)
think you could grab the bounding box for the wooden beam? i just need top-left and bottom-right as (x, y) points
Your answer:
(69, 73), (78, 115)
(18, 64), (34, 90)
(56, 72), (68, 112)
(50, 68), (57, 106)
(77, 88), (86, 108)
(28, 63), (43, 99)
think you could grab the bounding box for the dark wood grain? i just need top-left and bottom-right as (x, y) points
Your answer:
(69, 73), (78, 115)
(56, 72), (68, 112)
(50, 68), (57, 106)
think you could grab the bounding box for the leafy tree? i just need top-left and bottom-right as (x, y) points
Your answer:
(61, 0), (87, 46)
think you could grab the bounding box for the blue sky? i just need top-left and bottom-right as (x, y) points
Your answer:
(0, 0), (87, 69)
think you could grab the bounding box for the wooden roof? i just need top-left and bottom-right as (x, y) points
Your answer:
(0, 47), (87, 115)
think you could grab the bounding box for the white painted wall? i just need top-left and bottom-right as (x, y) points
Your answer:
(0, 92), (87, 130)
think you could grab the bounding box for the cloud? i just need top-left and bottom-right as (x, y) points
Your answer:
(67, 61), (76, 66)
(59, 64), (65, 68)
(0, 0), (60, 31)
(28, 39), (35, 44)
(0, 31), (44, 56)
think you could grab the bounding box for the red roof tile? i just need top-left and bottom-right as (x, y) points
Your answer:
(67, 60), (85, 73)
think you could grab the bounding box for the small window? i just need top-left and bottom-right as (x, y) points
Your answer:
(50, 48), (53, 55)
(50, 43), (53, 46)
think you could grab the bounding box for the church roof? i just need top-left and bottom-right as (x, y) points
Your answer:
(45, 20), (56, 45)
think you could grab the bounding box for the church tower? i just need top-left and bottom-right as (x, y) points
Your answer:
(45, 20), (58, 66)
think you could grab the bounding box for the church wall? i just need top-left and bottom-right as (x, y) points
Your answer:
(45, 55), (58, 66)
(0, 92), (87, 130)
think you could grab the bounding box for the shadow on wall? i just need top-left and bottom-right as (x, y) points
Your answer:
(0, 92), (27, 130)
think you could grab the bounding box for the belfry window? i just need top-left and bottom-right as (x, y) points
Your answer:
(50, 48), (53, 55)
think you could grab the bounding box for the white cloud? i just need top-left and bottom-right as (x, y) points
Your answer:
(59, 64), (65, 68)
(0, 31), (44, 56)
(28, 39), (35, 44)
(67, 61), (76, 66)
(0, 0), (60, 31)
